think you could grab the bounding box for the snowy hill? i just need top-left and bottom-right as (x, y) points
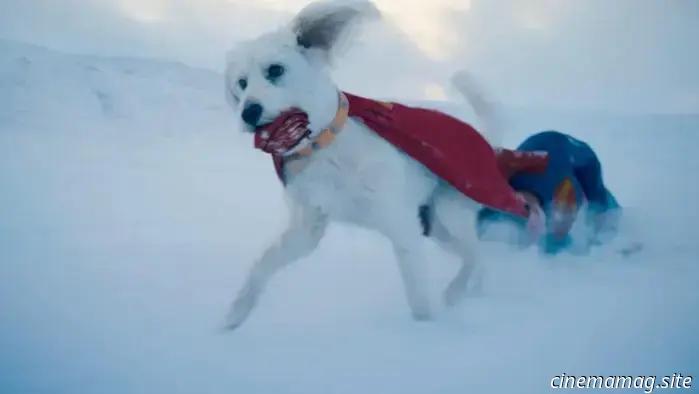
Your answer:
(1, 40), (698, 394)
(0, 39), (227, 131)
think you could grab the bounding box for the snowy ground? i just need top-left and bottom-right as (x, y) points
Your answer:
(1, 40), (698, 394)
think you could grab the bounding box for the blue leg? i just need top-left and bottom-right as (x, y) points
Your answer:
(568, 135), (618, 212)
(540, 233), (572, 255)
(566, 136), (623, 243)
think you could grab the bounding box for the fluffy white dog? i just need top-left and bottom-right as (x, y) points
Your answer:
(222, 0), (539, 330)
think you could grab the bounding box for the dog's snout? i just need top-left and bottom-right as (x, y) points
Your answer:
(241, 101), (263, 127)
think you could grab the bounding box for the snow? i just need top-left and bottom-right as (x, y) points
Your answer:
(1, 39), (698, 394)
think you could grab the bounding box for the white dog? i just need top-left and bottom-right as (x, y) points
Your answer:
(222, 0), (539, 330)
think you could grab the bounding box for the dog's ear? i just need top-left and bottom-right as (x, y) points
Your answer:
(292, 0), (380, 58)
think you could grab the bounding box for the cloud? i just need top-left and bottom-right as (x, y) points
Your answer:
(1, 0), (697, 113)
(443, 0), (699, 113)
(0, 0), (294, 70)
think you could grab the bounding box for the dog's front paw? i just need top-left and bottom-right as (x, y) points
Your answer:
(411, 310), (432, 322)
(465, 267), (485, 298)
(443, 279), (471, 308)
(223, 313), (246, 332)
(223, 303), (252, 331)
(409, 298), (433, 322)
(222, 290), (258, 332)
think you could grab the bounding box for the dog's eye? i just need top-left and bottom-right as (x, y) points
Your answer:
(265, 64), (285, 82)
(237, 77), (248, 90)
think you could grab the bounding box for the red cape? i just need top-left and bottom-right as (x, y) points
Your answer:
(495, 148), (549, 179)
(273, 93), (547, 218)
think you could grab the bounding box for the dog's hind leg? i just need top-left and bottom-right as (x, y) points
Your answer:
(431, 187), (483, 307)
(224, 204), (327, 331)
(373, 205), (433, 321)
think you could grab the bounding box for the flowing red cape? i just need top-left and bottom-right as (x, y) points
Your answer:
(494, 147), (549, 179)
(272, 93), (549, 219)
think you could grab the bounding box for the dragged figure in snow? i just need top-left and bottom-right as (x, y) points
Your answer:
(477, 130), (622, 255)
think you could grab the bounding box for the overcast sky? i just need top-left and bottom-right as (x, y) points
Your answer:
(1, 0), (697, 113)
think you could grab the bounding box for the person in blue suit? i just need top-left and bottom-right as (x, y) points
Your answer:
(477, 130), (622, 255)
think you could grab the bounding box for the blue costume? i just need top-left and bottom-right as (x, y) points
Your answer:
(477, 130), (621, 254)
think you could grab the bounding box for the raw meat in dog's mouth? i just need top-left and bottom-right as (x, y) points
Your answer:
(253, 109), (310, 154)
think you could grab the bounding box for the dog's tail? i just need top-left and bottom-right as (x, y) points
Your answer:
(450, 70), (504, 147)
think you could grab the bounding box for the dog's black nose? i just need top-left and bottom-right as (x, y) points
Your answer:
(241, 101), (263, 127)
